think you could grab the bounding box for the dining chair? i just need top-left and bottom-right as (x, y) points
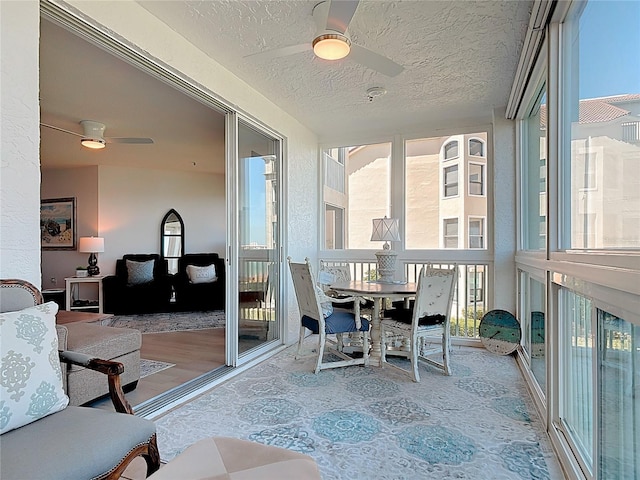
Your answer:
(288, 258), (370, 374)
(317, 260), (375, 354)
(380, 265), (457, 381)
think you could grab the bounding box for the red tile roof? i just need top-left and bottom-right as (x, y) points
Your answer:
(539, 94), (639, 128)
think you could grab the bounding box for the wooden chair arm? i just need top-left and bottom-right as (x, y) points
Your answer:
(58, 350), (133, 414)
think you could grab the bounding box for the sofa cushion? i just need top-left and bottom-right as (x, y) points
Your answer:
(126, 259), (155, 285)
(186, 264), (217, 284)
(0, 302), (69, 434)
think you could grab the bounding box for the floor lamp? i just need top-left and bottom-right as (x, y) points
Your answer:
(371, 217), (400, 283)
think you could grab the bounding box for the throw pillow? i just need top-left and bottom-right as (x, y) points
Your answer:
(126, 259), (155, 285)
(186, 264), (217, 284)
(0, 302), (69, 434)
(314, 285), (333, 319)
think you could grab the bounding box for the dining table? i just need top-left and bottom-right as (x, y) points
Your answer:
(329, 280), (417, 367)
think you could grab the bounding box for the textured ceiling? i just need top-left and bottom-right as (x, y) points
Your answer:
(138, 0), (533, 140)
(40, 1), (532, 172)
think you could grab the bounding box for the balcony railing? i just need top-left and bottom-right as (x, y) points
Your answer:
(319, 258), (489, 339)
(323, 152), (345, 193)
(622, 121), (640, 143)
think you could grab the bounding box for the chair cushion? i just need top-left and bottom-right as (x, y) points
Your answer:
(148, 437), (321, 480)
(186, 264), (217, 284)
(302, 312), (369, 335)
(385, 307), (445, 326)
(0, 302), (69, 434)
(126, 259), (155, 285)
(0, 406), (156, 480)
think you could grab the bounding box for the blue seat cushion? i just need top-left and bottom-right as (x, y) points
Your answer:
(302, 312), (370, 335)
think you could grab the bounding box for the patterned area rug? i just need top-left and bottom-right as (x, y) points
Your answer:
(102, 311), (225, 334)
(140, 359), (175, 378)
(154, 341), (563, 479)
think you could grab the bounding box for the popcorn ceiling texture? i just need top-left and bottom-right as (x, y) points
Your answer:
(138, 0), (532, 140)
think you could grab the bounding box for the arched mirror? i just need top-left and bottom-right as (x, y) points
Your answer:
(161, 209), (184, 274)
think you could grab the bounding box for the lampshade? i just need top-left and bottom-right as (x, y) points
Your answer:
(371, 217), (400, 243)
(78, 236), (105, 253)
(312, 33), (351, 60)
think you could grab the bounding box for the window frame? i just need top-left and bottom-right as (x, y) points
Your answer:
(443, 163), (460, 199)
(468, 216), (486, 249)
(442, 217), (459, 249)
(468, 162), (485, 197)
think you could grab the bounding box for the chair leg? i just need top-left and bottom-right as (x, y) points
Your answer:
(362, 329), (370, 367)
(336, 332), (344, 352)
(314, 332), (326, 374)
(442, 325), (451, 376)
(410, 334), (420, 382)
(295, 325), (306, 360)
(144, 434), (161, 477)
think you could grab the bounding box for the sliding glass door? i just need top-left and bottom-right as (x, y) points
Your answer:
(234, 120), (281, 358)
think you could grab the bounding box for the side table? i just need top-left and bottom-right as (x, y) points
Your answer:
(65, 275), (105, 314)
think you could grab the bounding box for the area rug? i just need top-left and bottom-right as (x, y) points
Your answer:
(101, 311), (225, 334)
(154, 341), (564, 479)
(140, 358), (175, 378)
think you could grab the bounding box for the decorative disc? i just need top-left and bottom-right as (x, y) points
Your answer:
(479, 309), (521, 355)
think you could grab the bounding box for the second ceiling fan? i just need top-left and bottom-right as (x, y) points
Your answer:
(245, 0), (404, 77)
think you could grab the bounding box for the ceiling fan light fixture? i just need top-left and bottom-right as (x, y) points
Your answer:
(81, 137), (106, 149)
(312, 33), (351, 60)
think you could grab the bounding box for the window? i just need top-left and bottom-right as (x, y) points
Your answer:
(443, 141), (459, 160)
(404, 133), (488, 249)
(522, 85), (547, 250)
(324, 204), (344, 249)
(468, 163), (484, 196)
(443, 218), (458, 248)
(322, 142), (391, 249)
(469, 138), (485, 157)
(467, 267), (484, 303)
(563, 1), (640, 250)
(443, 165), (459, 197)
(560, 289), (593, 467)
(468, 217), (485, 249)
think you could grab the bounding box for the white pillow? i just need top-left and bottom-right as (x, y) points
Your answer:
(314, 285), (334, 319)
(0, 302), (69, 434)
(186, 264), (217, 284)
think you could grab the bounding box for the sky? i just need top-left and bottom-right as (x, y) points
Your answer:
(579, 1), (640, 99)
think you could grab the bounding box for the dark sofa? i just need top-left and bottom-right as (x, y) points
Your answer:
(173, 253), (226, 311)
(103, 254), (172, 314)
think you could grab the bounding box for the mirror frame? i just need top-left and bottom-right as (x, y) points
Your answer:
(161, 208), (185, 274)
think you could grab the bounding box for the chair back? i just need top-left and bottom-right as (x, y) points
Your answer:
(411, 265), (457, 330)
(317, 261), (351, 293)
(0, 279), (43, 313)
(288, 258), (324, 325)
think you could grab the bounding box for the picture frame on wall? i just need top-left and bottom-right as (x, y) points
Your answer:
(41, 197), (76, 250)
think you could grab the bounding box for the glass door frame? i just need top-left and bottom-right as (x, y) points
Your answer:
(226, 112), (286, 367)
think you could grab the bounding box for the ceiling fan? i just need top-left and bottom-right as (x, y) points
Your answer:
(245, 0), (404, 77)
(40, 120), (154, 150)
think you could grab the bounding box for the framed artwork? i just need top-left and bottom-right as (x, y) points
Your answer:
(41, 197), (76, 249)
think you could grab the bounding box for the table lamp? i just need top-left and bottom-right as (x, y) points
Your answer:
(79, 236), (104, 276)
(371, 217), (400, 283)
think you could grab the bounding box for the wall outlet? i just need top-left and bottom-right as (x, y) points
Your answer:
(50, 277), (57, 286)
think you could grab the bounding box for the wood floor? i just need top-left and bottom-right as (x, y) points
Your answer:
(124, 328), (226, 407)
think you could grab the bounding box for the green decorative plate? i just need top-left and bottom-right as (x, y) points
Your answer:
(479, 309), (521, 355)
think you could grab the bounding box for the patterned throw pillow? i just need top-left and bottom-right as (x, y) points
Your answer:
(0, 302), (69, 434)
(126, 259), (155, 285)
(314, 285), (334, 319)
(186, 264), (217, 284)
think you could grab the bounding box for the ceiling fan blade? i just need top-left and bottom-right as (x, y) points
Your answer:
(350, 44), (404, 77)
(40, 123), (82, 137)
(326, 0), (359, 34)
(244, 43), (312, 61)
(106, 137), (154, 144)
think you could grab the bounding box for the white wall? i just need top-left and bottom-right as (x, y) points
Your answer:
(41, 166), (99, 289)
(0, 1), (42, 287)
(98, 165), (226, 274)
